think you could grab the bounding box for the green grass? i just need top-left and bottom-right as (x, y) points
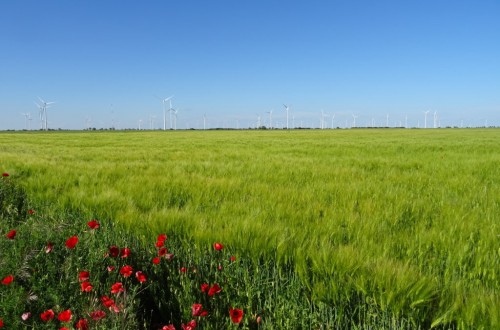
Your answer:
(1, 128), (499, 328)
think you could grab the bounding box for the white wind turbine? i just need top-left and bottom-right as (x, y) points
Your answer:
(330, 113), (335, 129)
(203, 114), (207, 130)
(433, 111), (438, 128)
(21, 112), (31, 130)
(423, 110), (430, 129)
(283, 104), (290, 129)
(266, 110), (273, 129)
(35, 97), (55, 131)
(352, 114), (358, 128)
(156, 95), (173, 130)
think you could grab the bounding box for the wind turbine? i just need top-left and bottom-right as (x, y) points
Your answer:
(331, 113), (336, 129)
(266, 110), (273, 129)
(138, 119), (143, 130)
(203, 114), (207, 130)
(155, 95), (173, 130)
(21, 113), (30, 130)
(283, 104), (289, 129)
(433, 111), (438, 128)
(36, 97), (55, 131)
(352, 114), (358, 128)
(423, 110), (430, 129)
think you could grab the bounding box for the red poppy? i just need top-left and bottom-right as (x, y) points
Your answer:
(152, 257), (161, 265)
(75, 318), (89, 330)
(60, 327), (70, 330)
(2, 173), (9, 177)
(0, 318), (3, 327)
(158, 247), (168, 256)
(119, 265), (133, 277)
(180, 267), (187, 273)
(135, 271), (147, 283)
(213, 242), (223, 250)
(101, 296), (115, 308)
(208, 283), (222, 296)
(46, 242), (53, 253)
(78, 271), (90, 282)
(201, 283), (209, 294)
(89, 310), (106, 321)
(230, 256), (236, 262)
(162, 325), (175, 330)
(110, 282), (124, 294)
(120, 247), (131, 258)
(192, 303), (206, 317)
(81, 281), (93, 292)
(229, 307), (244, 323)
(40, 309), (55, 322)
(28, 209), (35, 215)
(109, 246), (119, 257)
(157, 233), (167, 242)
(87, 220), (100, 229)
(58, 309), (72, 322)
(65, 236), (78, 249)
(1, 275), (14, 285)
(181, 320), (197, 330)
(107, 265), (115, 272)
(6, 230), (16, 239)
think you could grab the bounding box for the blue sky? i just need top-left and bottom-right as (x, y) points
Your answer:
(1, 0), (499, 130)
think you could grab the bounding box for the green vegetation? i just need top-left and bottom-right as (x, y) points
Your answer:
(1, 129), (499, 328)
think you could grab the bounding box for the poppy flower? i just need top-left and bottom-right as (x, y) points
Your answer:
(229, 307), (244, 323)
(135, 271), (147, 283)
(180, 267), (187, 273)
(45, 242), (53, 253)
(165, 253), (174, 260)
(191, 304), (203, 317)
(152, 257), (161, 265)
(58, 310), (72, 322)
(230, 256), (236, 262)
(87, 220), (100, 229)
(213, 242), (224, 250)
(107, 265), (115, 272)
(89, 310), (106, 321)
(119, 265), (133, 277)
(6, 230), (16, 239)
(78, 271), (90, 282)
(28, 209), (35, 215)
(65, 236), (78, 249)
(101, 296), (115, 308)
(157, 233), (167, 242)
(1, 275), (14, 285)
(81, 281), (92, 292)
(120, 247), (131, 258)
(2, 172), (9, 177)
(108, 246), (119, 257)
(208, 283), (222, 296)
(201, 283), (209, 294)
(162, 325), (175, 330)
(181, 320), (197, 330)
(75, 318), (89, 330)
(21, 312), (31, 321)
(40, 309), (55, 322)
(110, 282), (124, 294)
(60, 327), (70, 330)
(0, 319), (3, 327)
(158, 247), (168, 256)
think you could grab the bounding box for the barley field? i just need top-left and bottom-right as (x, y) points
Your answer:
(1, 129), (499, 328)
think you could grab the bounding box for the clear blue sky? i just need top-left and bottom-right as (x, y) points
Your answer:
(1, 0), (499, 130)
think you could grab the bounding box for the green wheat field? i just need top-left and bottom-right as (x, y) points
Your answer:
(1, 129), (499, 329)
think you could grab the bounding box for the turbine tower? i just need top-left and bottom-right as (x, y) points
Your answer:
(352, 114), (358, 128)
(283, 104), (289, 129)
(156, 95), (173, 130)
(266, 110), (273, 129)
(21, 113), (30, 130)
(424, 110), (430, 129)
(36, 97), (55, 131)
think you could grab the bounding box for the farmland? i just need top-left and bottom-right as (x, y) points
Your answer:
(1, 129), (499, 328)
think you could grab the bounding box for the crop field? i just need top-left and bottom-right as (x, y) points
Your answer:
(1, 129), (499, 328)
